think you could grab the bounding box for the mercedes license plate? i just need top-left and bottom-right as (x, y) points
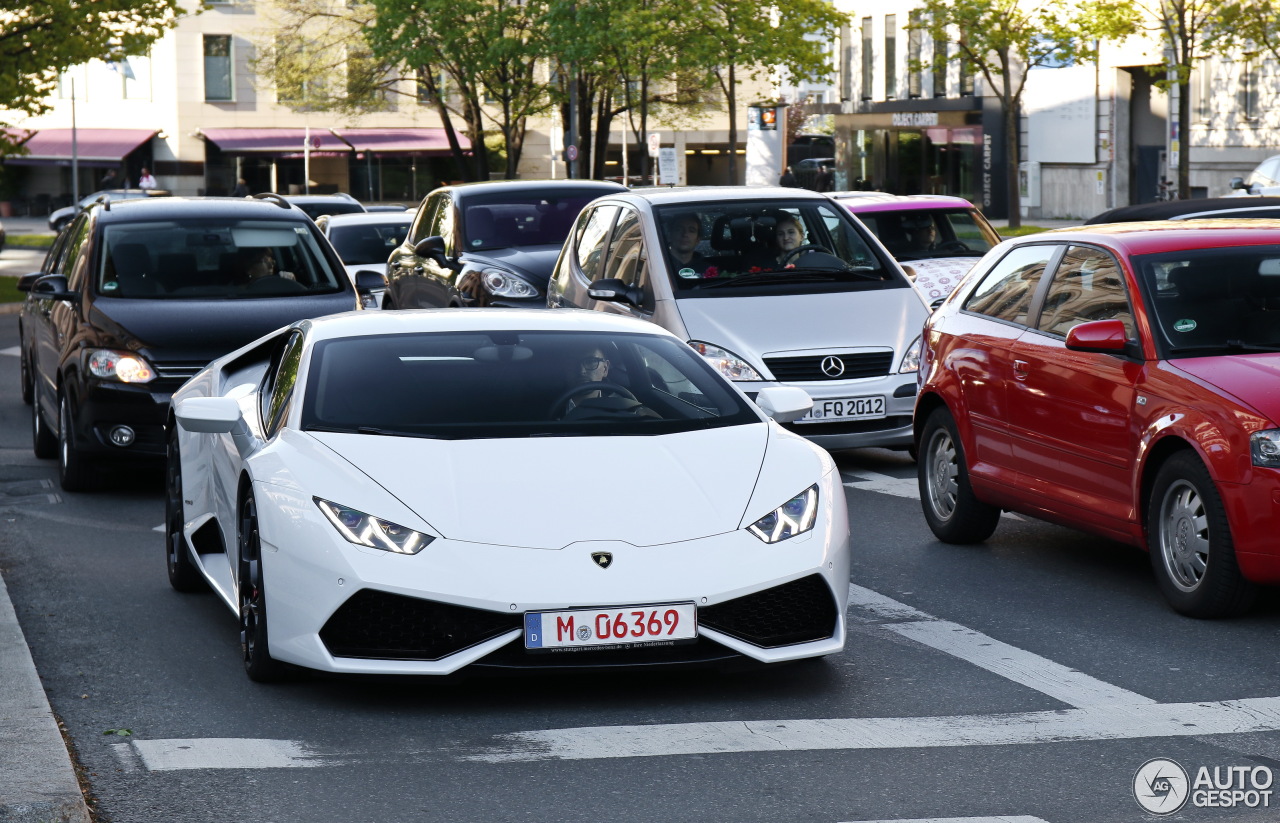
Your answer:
(525, 602), (697, 650)
(796, 395), (886, 423)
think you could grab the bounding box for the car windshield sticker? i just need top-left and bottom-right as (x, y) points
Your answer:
(677, 267), (699, 279)
(103, 281), (118, 291)
(1173, 318), (1197, 332)
(473, 239), (483, 246)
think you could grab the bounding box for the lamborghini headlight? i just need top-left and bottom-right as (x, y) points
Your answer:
(747, 485), (819, 543)
(315, 498), (435, 554)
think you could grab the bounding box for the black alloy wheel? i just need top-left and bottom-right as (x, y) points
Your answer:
(165, 427), (206, 592)
(31, 389), (57, 459)
(238, 494), (287, 682)
(57, 392), (94, 492)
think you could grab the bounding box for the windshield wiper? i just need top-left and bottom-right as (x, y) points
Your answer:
(305, 424), (440, 438)
(697, 270), (863, 289)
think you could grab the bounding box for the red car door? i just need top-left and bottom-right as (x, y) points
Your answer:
(1006, 244), (1144, 537)
(942, 243), (1060, 485)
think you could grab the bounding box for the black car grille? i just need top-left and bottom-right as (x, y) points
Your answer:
(781, 415), (913, 436)
(154, 362), (207, 381)
(320, 589), (522, 661)
(699, 575), (838, 648)
(764, 352), (894, 382)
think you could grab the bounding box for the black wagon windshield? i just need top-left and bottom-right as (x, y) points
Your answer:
(99, 219), (345, 299)
(463, 189), (612, 250)
(653, 199), (903, 297)
(328, 220), (411, 265)
(302, 330), (760, 440)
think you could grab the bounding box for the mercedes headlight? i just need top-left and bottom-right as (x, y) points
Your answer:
(481, 268), (538, 299)
(688, 341), (763, 382)
(1251, 430), (1280, 468)
(315, 498), (436, 554)
(86, 349), (155, 383)
(898, 335), (922, 374)
(747, 485), (819, 543)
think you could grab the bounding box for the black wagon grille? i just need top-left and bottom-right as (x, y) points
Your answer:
(699, 574), (838, 648)
(320, 589), (521, 660)
(764, 352), (894, 381)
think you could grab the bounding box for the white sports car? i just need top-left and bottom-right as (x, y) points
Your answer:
(167, 309), (851, 681)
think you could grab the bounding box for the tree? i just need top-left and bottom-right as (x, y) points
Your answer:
(681, 0), (847, 184)
(0, 0), (184, 153)
(912, 0), (1131, 227)
(1121, 0), (1222, 200)
(1208, 0), (1280, 62)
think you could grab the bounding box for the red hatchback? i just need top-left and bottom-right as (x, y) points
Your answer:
(916, 220), (1280, 617)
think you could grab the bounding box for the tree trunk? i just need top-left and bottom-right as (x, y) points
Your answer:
(1002, 67), (1021, 230)
(726, 65), (738, 185)
(1178, 78), (1191, 199)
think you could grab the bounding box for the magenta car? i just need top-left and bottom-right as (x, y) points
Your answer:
(831, 192), (1002, 305)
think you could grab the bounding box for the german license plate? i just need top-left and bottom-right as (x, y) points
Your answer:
(796, 395), (886, 423)
(524, 603), (697, 650)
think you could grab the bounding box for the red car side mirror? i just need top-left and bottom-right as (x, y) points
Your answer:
(1065, 319), (1130, 353)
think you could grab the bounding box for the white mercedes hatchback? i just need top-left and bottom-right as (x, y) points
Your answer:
(547, 187), (929, 453)
(167, 309), (851, 681)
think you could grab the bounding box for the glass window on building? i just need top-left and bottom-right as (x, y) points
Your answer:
(885, 15), (897, 99)
(908, 12), (923, 98)
(203, 35), (233, 102)
(861, 17), (874, 101)
(933, 38), (948, 96)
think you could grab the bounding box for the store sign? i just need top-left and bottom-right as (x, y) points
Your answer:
(892, 112), (939, 127)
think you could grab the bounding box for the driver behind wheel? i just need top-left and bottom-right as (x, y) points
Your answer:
(557, 344), (661, 420)
(774, 214), (807, 266)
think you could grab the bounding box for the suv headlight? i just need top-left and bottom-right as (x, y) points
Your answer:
(86, 349), (155, 383)
(1251, 430), (1280, 468)
(481, 268), (538, 299)
(899, 335), (922, 373)
(688, 341), (763, 382)
(747, 485), (819, 543)
(315, 498), (436, 554)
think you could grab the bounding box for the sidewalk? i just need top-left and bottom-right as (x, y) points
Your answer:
(3, 216), (56, 244)
(0, 573), (92, 822)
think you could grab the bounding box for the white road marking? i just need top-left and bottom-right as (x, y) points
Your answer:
(887, 620), (1154, 708)
(465, 696), (1280, 762)
(130, 738), (322, 771)
(0, 345), (19, 358)
(840, 818), (1049, 823)
(152, 523), (165, 532)
(848, 584), (1153, 707)
(843, 468), (1022, 519)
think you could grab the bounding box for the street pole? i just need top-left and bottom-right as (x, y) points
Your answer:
(304, 126), (311, 194)
(568, 65), (578, 179)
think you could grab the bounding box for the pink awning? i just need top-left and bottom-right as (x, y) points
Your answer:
(200, 128), (350, 154)
(3, 128), (156, 165)
(333, 128), (469, 154)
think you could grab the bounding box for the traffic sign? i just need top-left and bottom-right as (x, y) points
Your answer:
(647, 133), (661, 157)
(565, 145), (578, 162)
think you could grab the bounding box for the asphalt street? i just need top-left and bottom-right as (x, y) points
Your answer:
(10, 223), (1280, 823)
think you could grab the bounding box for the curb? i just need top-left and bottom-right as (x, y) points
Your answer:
(0, 573), (92, 823)
(0, 303), (23, 315)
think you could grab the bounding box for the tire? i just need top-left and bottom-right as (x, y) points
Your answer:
(165, 427), (206, 592)
(31, 389), (57, 459)
(1147, 451), (1256, 618)
(19, 345), (33, 406)
(57, 392), (95, 492)
(239, 494), (287, 682)
(918, 406), (1000, 543)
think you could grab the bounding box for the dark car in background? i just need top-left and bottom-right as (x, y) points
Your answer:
(1086, 196), (1280, 225)
(279, 193), (367, 221)
(48, 188), (171, 232)
(384, 179), (626, 310)
(18, 195), (379, 491)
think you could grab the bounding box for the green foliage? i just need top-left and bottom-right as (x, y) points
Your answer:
(0, 0), (184, 153)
